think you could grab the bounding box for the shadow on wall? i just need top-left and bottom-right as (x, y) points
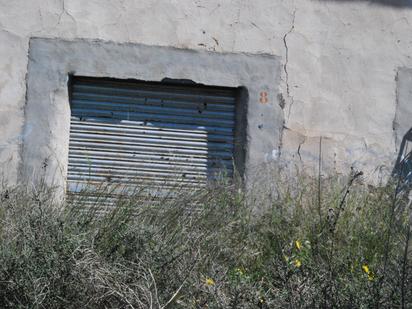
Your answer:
(318, 0), (412, 8)
(392, 128), (412, 193)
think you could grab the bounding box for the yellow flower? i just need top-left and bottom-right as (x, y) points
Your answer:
(284, 255), (289, 262)
(259, 297), (265, 304)
(235, 268), (244, 276)
(205, 278), (215, 286)
(362, 264), (375, 281)
(295, 240), (302, 250)
(294, 259), (302, 268)
(362, 264), (370, 274)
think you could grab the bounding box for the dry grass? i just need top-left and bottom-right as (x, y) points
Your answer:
(0, 169), (411, 308)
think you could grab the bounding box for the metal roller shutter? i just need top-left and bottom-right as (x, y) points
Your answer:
(67, 77), (237, 198)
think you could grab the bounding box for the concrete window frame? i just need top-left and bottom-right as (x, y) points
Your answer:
(21, 37), (283, 190)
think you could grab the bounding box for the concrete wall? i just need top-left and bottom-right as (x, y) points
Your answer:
(1, 0), (412, 185)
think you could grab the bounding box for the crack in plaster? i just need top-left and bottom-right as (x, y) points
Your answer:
(18, 38), (32, 182)
(297, 136), (306, 161)
(278, 7), (296, 160)
(250, 21), (272, 44)
(283, 9), (296, 121)
(363, 138), (368, 151)
(0, 28), (22, 39)
(38, 8), (43, 28)
(30, 8), (49, 36)
(393, 71), (401, 151)
(209, 4), (221, 15)
(118, 0), (131, 41)
(231, 0), (244, 51)
(323, 2), (348, 27)
(57, 0), (75, 26)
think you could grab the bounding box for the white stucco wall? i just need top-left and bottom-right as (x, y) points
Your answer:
(1, 0), (412, 184)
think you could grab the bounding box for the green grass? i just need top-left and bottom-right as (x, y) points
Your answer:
(0, 170), (411, 308)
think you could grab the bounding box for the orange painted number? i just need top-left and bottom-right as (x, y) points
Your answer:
(259, 91), (268, 104)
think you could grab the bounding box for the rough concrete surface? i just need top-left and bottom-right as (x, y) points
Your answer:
(1, 0), (412, 185)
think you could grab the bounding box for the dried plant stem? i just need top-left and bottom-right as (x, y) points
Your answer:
(401, 204), (411, 309)
(376, 176), (402, 308)
(318, 136), (323, 222)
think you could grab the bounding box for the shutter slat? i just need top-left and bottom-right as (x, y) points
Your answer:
(70, 126), (234, 143)
(71, 109), (235, 127)
(72, 93), (235, 111)
(70, 119), (234, 135)
(68, 155), (233, 169)
(73, 82), (236, 104)
(68, 148), (232, 161)
(69, 132), (234, 151)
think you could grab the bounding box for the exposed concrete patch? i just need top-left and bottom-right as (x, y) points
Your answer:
(280, 125), (393, 182)
(21, 37), (283, 188)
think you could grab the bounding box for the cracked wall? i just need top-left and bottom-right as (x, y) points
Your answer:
(1, 0), (412, 184)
